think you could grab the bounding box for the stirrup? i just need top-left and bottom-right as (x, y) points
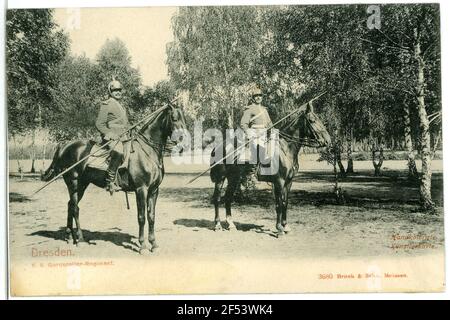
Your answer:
(106, 182), (121, 195)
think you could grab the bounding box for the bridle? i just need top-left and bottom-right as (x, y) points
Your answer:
(134, 104), (179, 156)
(277, 110), (325, 147)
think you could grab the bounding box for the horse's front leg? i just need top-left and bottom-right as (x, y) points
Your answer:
(281, 180), (292, 233)
(65, 208), (74, 244)
(147, 188), (159, 252)
(136, 187), (150, 254)
(212, 179), (225, 231)
(273, 180), (285, 237)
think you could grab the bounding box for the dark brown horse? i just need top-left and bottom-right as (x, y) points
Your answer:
(210, 102), (331, 236)
(42, 104), (187, 254)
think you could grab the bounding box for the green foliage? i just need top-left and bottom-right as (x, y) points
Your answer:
(48, 55), (101, 141)
(167, 6), (268, 130)
(46, 38), (145, 141)
(95, 38), (142, 112)
(6, 9), (69, 135)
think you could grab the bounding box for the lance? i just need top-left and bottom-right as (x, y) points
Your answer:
(187, 92), (326, 184)
(31, 98), (178, 196)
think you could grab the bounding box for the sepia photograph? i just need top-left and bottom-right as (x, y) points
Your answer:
(5, 1), (444, 296)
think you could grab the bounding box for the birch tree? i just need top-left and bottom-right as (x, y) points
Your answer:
(167, 6), (267, 130)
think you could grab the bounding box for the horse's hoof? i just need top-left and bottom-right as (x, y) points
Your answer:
(151, 246), (159, 253)
(65, 234), (73, 244)
(283, 225), (291, 233)
(139, 248), (151, 255)
(76, 241), (88, 247)
(214, 224), (222, 231)
(276, 231), (286, 238)
(227, 225), (237, 231)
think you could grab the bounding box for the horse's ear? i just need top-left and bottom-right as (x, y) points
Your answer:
(307, 101), (314, 113)
(171, 105), (180, 121)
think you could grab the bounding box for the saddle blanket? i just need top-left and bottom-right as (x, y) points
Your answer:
(86, 143), (110, 170)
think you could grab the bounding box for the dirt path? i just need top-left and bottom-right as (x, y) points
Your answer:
(9, 159), (444, 263)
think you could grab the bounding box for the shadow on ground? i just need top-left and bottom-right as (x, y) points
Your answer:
(173, 218), (268, 233)
(9, 192), (33, 203)
(161, 171), (443, 211)
(29, 228), (138, 252)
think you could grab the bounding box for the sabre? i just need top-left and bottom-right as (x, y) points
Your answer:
(31, 98), (179, 196)
(187, 92), (326, 184)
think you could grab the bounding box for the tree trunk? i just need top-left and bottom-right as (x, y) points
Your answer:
(41, 139), (47, 175)
(431, 128), (441, 160)
(30, 129), (36, 173)
(372, 144), (384, 177)
(336, 148), (346, 176)
(219, 36), (233, 129)
(333, 150), (345, 204)
(12, 135), (24, 179)
(337, 158), (346, 175)
(346, 131), (354, 174)
(403, 100), (418, 180)
(228, 108), (234, 128)
(414, 30), (434, 210)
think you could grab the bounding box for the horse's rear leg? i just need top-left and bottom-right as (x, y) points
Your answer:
(136, 187), (150, 254)
(68, 179), (89, 245)
(65, 177), (88, 244)
(224, 177), (240, 231)
(147, 188), (159, 252)
(212, 179), (225, 231)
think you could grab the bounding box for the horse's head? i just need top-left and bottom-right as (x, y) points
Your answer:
(165, 102), (187, 137)
(297, 102), (331, 148)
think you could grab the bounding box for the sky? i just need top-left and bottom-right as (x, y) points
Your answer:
(53, 7), (178, 87)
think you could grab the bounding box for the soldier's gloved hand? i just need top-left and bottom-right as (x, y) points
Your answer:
(105, 133), (119, 141)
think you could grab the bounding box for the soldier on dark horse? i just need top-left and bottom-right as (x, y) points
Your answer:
(42, 80), (187, 253)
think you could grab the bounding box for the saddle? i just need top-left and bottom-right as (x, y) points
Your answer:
(239, 139), (279, 183)
(86, 141), (132, 191)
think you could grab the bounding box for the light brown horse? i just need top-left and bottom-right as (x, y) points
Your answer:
(42, 104), (187, 254)
(210, 102), (331, 236)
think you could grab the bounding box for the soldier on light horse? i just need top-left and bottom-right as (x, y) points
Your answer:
(210, 90), (331, 236)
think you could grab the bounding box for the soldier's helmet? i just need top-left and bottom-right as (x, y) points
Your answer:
(250, 87), (263, 97)
(108, 80), (123, 94)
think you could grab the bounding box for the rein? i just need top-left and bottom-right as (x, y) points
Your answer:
(277, 110), (323, 147)
(133, 106), (171, 157)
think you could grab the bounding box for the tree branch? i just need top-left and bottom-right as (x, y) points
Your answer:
(376, 28), (411, 51)
(359, 38), (412, 53)
(427, 111), (441, 119)
(422, 40), (437, 59)
(429, 113), (441, 125)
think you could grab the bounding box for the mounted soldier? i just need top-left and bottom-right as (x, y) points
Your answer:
(95, 79), (131, 195)
(240, 87), (273, 167)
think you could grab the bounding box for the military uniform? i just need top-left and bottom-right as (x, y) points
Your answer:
(240, 103), (273, 132)
(96, 97), (130, 142)
(95, 80), (130, 194)
(240, 101), (273, 165)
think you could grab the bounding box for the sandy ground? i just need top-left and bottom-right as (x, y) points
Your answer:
(9, 156), (444, 264)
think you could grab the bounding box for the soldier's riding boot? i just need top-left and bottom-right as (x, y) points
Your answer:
(118, 140), (131, 172)
(105, 150), (123, 195)
(248, 143), (259, 184)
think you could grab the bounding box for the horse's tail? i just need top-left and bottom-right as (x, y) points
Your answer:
(210, 164), (221, 183)
(41, 144), (62, 182)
